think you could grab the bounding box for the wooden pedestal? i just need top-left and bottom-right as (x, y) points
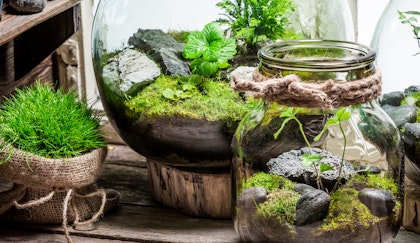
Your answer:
(403, 177), (420, 233)
(147, 158), (232, 219)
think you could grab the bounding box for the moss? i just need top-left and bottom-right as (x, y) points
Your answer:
(319, 188), (379, 233)
(125, 75), (256, 122)
(401, 91), (420, 122)
(244, 172), (299, 226)
(345, 174), (399, 195)
(257, 188), (300, 226)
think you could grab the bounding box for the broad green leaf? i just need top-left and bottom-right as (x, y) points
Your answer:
(301, 154), (312, 167)
(162, 88), (175, 100)
(320, 163), (333, 173)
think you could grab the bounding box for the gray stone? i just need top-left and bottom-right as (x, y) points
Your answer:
(102, 48), (160, 96)
(381, 91), (405, 106)
(404, 85), (420, 97)
(382, 104), (418, 129)
(230, 66), (256, 83)
(293, 183), (316, 195)
(128, 29), (189, 76)
(358, 188), (396, 217)
(237, 187), (267, 209)
(296, 188), (330, 225)
(150, 49), (190, 76)
(9, 0), (46, 13)
(267, 147), (356, 189)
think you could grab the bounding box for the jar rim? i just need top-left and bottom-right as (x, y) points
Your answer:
(258, 40), (376, 72)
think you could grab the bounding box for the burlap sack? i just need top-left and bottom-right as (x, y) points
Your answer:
(0, 145), (107, 189)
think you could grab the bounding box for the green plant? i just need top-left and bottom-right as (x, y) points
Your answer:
(216, 0), (295, 50)
(401, 91), (420, 122)
(183, 22), (237, 76)
(398, 10), (420, 55)
(0, 81), (106, 159)
(274, 107), (351, 193)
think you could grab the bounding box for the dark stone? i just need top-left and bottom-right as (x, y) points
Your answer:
(128, 29), (189, 76)
(381, 91), (405, 106)
(267, 147), (356, 190)
(382, 104), (418, 129)
(293, 183), (316, 195)
(404, 85), (420, 97)
(358, 188), (396, 217)
(355, 165), (381, 175)
(402, 123), (420, 165)
(296, 188), (330, 225)
(9, 0), (45, 13)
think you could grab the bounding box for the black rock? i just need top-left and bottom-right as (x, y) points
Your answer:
(402, 123), (420, 165)
(9, 0), (46, 13)
(293, 183), (316, 195)
(237, 187), (268, 209)
(355, 165), (381, 175)
(358, 188), (396, 217)
(295, 187), (330, 225)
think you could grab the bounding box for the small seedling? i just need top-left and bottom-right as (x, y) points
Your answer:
(274, 106), (351, 193)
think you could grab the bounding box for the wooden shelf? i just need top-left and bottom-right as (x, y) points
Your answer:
(0, 0), (81, 101)
(0, 0), (80, 46)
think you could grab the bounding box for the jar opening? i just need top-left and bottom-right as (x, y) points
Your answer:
(258, 40), (376, 73)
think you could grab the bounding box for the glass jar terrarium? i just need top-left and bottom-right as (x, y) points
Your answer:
(91, 0), (260, 218)
(231, 40), (404, 242)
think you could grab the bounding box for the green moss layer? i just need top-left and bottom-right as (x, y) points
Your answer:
(125, 75), (256, 122)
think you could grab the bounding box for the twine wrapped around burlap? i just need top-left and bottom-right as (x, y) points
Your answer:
(1, 184), (120, 242)
(0, 144), (120, 243)
(0, 145), (107, 190)
(231, 68), (382, 109)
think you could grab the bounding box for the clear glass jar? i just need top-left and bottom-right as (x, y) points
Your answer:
(231, 40), (404, 242)
(371, 0), (420, 93)
(288, 0), (355, 41)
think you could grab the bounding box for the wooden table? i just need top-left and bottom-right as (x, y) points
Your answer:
(0, 144), (419, 242)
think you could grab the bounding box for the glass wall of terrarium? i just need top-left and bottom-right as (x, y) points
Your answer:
(91, 0), (299, 218)
(231, 40), (404, 242)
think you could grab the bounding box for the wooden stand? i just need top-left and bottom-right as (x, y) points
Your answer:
(147, 158), (232, 219)
(403, 176), (420, 233)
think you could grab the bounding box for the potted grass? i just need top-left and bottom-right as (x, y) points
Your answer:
(0, 81), (118, 241)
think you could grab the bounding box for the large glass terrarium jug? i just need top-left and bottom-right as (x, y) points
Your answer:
(91, 0), (260, 218)
(231, 40), (404, 242)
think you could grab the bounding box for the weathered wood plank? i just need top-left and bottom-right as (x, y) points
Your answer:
(0, 0), (80, 46)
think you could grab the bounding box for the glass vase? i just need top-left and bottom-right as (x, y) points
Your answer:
(371, 0), (420, 93)
(231, 40), (404, 242)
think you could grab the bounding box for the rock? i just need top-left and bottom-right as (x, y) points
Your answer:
(9, 0), (46, 13)
(230, 66), (256, 82)
(382, 104), (418, 128)
(355, 165), (381, 175)
(267, 147), (356, 190)
(150, 49), (190, 76)
(358, 188), (396, 217)
(237, 187), (267, 209)
(102, 48), (160, 96)
(295, 186), (330, 225)
(381, 91), (405, 106)
(293, 183), (316, 195)
(404, 85), (420, 97)
(402, 123), (420, 165)
(128, 29), (189, 76)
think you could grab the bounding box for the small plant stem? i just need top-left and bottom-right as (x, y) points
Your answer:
(331, 121), (346, 193)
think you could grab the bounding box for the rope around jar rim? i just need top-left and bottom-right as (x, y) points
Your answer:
(231, 68), (382, 109)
